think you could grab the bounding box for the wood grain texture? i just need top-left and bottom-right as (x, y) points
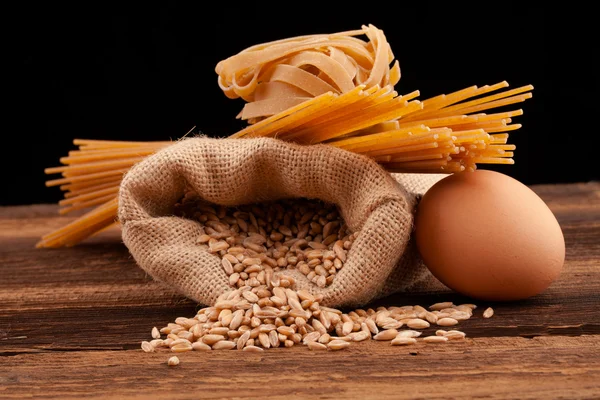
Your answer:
(2, 336), (599, 400)
(1, 182), (599, 399)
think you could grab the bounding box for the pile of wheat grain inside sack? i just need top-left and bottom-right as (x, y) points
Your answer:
(42, 24), (533, 311)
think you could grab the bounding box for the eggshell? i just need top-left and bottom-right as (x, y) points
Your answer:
(415, 170), (565, 301)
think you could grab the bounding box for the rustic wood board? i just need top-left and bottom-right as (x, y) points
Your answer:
(1, 182), (599, 399)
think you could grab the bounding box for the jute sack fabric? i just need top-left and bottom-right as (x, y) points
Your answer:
(118, 137), (444, 308)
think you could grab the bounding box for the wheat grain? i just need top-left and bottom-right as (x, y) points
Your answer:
(437, 317), (459, 327)
(209, 327), (230, 336)
(141, 341), (154, 353)
(429, 302), (454, 311)
(202, 334), (226, 345)
(454, 305), (475, 314)
(318, 333), (332, 344)
(328, 340), (351, 350)
(308, 341), (328, 351)
(243, 345), (264, 352)
(424, 312), (438, 324)
(406, 319), (430, 329)
(483, 307), (494, 318)
(449, 311), (472, 321)
(302, 331), (321, 344)
(151, 327), (161, 339)
(170, 338), (193, 351)
(444, 330), (467, 340)
(373, 329), (398, 341)
(396, 330), (422, 338)
(212, 340), (237, 350)
(391, 337), (417, 346)
(349, 331), (370, 342)
(342, 321), (354, 336)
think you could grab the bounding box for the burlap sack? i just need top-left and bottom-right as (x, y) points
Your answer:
(118, 136), (444, 308)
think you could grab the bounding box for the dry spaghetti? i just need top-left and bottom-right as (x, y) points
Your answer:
(39, 24), (533, 248)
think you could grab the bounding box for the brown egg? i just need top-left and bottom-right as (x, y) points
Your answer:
(415, 170), (565, 301)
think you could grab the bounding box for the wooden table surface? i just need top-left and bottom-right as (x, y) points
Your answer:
(1, 182), (599, 399)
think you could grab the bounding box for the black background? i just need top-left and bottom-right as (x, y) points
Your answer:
(4, 4), (595, 205)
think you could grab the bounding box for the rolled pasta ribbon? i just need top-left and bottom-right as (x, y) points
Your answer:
(216, 24), (401, 121)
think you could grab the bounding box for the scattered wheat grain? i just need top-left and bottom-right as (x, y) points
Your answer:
(423, 335), (449, 343)
(483, 307), (494, 318)
(391, 337), (417, 346)
(141, 341), (154, 353)
(437, 317), (459, 327)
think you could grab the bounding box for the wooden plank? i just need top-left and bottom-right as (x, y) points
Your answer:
(1, 336), (599, 399)
(1, 184), (598, 344)
(0, 182), (599, 398)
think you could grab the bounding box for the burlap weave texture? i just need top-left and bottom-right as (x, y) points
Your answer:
(118, 137), (444, 308)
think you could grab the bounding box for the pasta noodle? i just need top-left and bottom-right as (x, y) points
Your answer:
(39, 24), (533, 248)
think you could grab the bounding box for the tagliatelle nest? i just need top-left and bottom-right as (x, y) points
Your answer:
(216, 24), (400, 122)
